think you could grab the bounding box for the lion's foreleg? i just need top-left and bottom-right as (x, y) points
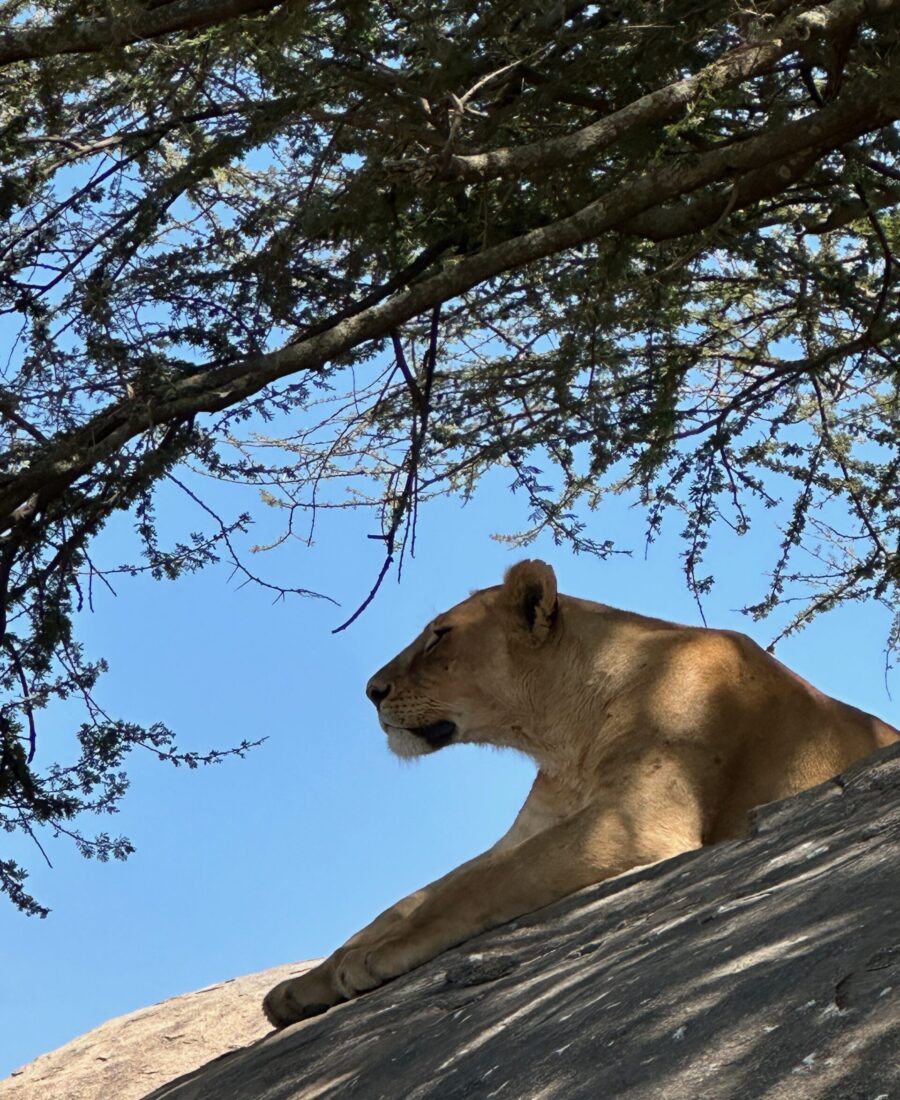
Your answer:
(261, 846), (517, 1027)
(264, 777), (701, 1027)
(262, 771), (569, 1027)
(330, 799), (697, 1000)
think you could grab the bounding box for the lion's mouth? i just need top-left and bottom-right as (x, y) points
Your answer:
(382, 718), (458, 752)
(411, 719), (457, 748)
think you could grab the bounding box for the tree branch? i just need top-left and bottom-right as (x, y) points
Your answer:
(2, 68), (899, 535)
(440, 0), (892, 183)
(0, 0), (284, 68)
(620, 147), (826, 241)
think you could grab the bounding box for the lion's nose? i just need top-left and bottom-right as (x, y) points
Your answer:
(366, 678), (392, 707)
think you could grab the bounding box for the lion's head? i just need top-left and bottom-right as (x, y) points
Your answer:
(365, 560), (559, 758)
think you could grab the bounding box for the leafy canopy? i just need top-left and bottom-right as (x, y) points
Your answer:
(1, 0), (899, 913)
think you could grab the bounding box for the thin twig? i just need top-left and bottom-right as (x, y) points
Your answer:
(333, 306), (441, 632)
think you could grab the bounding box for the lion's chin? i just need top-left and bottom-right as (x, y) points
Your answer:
(385, 720), (456, 759)
(386, 728), (431, 759)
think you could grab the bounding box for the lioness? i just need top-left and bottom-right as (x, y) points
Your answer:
(264, 560), (898, 1027)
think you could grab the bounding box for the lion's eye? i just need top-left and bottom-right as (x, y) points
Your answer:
(424, 626), (452, 653)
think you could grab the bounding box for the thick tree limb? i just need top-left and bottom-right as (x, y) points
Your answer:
(0, 0), (284, 68)
(620, 147), (828, 241)
(441, 0), (896, 183)
(2, 69), (899, 533)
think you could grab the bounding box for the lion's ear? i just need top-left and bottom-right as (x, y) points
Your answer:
(501, 560), (558, 645)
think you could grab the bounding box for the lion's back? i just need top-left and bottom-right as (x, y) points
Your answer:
(686, 628), (900, 839)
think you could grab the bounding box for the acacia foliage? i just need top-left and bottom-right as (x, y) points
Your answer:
(1, 0), (899, 912)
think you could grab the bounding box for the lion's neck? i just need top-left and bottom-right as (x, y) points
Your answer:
(503, 598), (646, 784)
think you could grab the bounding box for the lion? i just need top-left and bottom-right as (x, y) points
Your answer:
(263, 559), (898, 1027)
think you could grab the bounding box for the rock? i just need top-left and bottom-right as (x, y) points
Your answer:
(147, 743), (900, 1100)
(6, 744), (900, 1100)
(0, 961), (317, 1100)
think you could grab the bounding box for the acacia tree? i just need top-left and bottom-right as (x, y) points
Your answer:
(1, 0), (899, 914)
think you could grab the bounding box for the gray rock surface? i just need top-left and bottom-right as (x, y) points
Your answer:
(147, 743), (900, 1100)
(6, 745), (899, 1100)
(0, 961), (317, 1100)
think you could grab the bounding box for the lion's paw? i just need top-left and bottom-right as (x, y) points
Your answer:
(333, 934), (422, 998)
(262, 965), (344, 1028)
(263, 935), (425, 1027)
(332, 945), (385, 998)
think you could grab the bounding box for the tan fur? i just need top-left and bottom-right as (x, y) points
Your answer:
(263, 560), (898, 1027)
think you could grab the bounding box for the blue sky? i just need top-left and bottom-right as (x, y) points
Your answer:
(1, 450), (896, 1078)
